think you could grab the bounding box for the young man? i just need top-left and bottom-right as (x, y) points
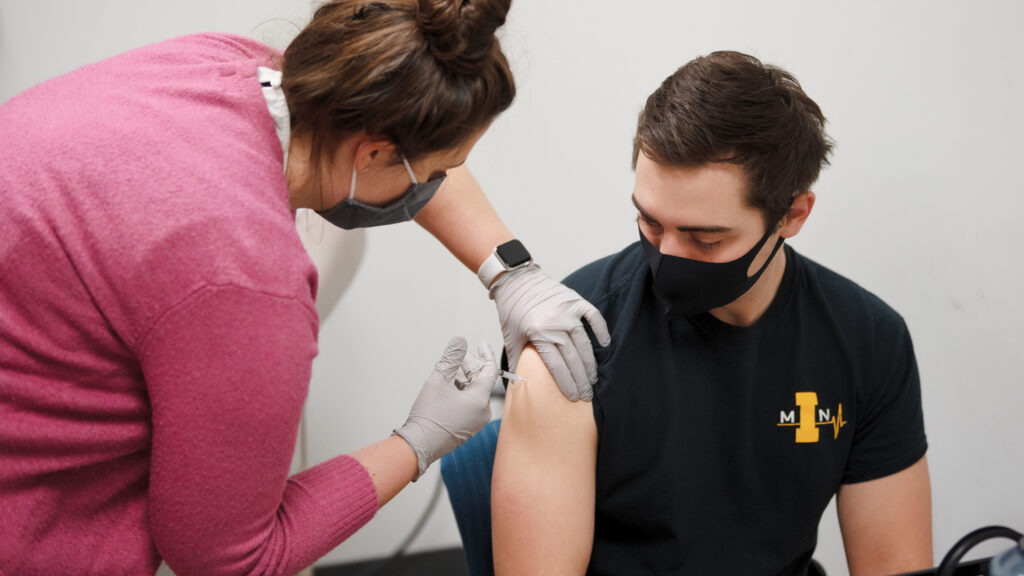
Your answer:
(491, 51), (931, 576)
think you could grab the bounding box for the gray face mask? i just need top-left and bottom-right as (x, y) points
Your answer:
(316, 156), (446, 229)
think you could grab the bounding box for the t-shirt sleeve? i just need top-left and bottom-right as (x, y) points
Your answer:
(842, 316), (928, 484)
(138, 284), (377, 575)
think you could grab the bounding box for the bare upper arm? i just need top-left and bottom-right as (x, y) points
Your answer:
(491, 346), (598, 576)
(837, 455), (933, 576)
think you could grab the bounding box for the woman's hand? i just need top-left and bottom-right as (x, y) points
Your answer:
(393, 337), (498, 478)
(490, 264), (611, 402)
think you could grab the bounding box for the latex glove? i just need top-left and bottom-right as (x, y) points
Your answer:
(490, 263), (611, 402)
(394, 337), (497, 479)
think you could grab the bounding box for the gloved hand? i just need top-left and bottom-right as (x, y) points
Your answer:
(394, 337), (498, 479)
(489, 263), (611, 402)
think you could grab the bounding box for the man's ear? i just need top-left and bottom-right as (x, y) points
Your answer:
(351, 134), (397, 173)
(778, 191), (816, 239)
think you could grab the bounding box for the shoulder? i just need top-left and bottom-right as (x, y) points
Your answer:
(563, 242), (646, 309)
(794, 250), (909, 340)
(562, 243), (649, 347)
(2, 32), (279, 172)
(109, 33), (278, 68)
(0, 34), (303, 350)
(169, 33), (277, 60)
(3, 34), (273, 112)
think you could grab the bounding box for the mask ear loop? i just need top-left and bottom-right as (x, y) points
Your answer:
(401, 156), (419, 184)
(348, 166), (358, 201)
(746, 218), (787, 279)
(750, 235), (786, 279)
(348, 155), (417, 203)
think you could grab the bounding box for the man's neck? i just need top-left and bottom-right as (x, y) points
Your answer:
(708, 246), (788, 327)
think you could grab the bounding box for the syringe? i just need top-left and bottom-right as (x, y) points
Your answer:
(501, 370), (527, 384)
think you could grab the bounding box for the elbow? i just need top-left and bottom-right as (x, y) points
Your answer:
(155, 521), (293, 576)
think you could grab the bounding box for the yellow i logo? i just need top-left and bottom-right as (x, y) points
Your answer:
(794, 392), (819, 443)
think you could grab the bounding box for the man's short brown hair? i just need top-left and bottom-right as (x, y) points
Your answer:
(633, 51), (834, 228)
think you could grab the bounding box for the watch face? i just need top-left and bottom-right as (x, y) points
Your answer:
(497, 240), (532, 268)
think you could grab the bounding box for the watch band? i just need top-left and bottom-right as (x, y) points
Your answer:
(477, 239), (533, 288)
(477, 252), (508, 289)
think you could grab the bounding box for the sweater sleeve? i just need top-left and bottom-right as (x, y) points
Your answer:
(138, 284), (377, 576)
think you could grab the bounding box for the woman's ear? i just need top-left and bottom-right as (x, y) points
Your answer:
(779, 191), (816, 239)
(352, 136), (397, 172)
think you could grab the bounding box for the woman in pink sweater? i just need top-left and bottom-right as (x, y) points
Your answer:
(0, 0), (610, 574)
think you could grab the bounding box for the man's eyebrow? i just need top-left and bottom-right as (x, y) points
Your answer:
(631, 194), (732, 234)
(631, 194), (658, 223)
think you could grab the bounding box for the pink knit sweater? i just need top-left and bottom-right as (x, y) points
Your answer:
(0, 34), (378, 575)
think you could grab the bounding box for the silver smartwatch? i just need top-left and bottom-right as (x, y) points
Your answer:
(477, 239), (533, 288)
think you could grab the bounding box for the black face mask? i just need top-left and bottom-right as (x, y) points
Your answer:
(639, 226), (785, 319)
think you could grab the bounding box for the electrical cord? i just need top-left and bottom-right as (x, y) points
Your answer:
(347, 393), (504, 575)
(936, 525), (1023, 576)
(342, 393), (505, 576)
(346, 471), (446, 576)
(347, 400), (506, 576)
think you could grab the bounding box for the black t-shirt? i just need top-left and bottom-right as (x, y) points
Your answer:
(563, 243), (927, 576)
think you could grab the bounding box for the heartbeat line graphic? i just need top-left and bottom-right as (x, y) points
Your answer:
(777, 403), (847, 439)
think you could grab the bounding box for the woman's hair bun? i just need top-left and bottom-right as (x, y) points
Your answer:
(416, 0), (511, 73)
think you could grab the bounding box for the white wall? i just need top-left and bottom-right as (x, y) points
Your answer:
(3, 1), (1022, 573)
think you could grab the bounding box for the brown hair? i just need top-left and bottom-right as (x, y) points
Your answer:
(633, 51), (833, 228)
(281, 0), (515, 190)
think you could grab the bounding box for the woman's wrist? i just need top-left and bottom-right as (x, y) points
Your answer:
(350, 435), (418, 508)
